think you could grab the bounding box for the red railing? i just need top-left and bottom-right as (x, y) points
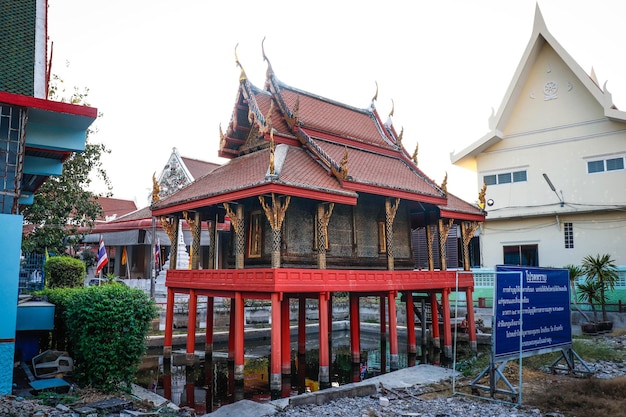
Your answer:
(166, 268), (475, 294)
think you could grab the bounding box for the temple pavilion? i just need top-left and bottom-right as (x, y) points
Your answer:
(150, 46), (486, 396)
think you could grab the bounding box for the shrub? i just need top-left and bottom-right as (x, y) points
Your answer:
(64, 285), (157, 392)
(37, 287), (83, 352)
(45, 256), (86, 288)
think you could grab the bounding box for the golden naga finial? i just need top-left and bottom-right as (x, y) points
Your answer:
(234, 43), (247, 81)
(389, 99), (395, 118)
(441, 172), (448, 194)
(478, 181), (487, 209)
(151, 172), (160, 203)
(340, 146), (349, 179)
(292, 95), (300, 125)
(219, 123), (226, 148)
(262, 37), (274, 81)
(411, 142), (418, 165)
(397, 126), (404, 147)
(372, 81), (379, 103)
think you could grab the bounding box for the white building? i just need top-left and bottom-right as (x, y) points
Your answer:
(451, 6), (626, 271)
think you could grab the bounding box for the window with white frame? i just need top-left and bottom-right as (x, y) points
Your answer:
(564, 222), (573, 249)
(483, 170), (527, 186)
(587, 156), (625, 173)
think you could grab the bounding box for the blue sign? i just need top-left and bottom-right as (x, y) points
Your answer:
(494, 265), (571, 358)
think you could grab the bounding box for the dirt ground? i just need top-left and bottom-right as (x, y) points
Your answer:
(447, 362), (626, 417)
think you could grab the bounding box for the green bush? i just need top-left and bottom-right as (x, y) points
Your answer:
(64, 285), (157, 392)
(45, 256), (86, 288)
(37, 287), (83, 352)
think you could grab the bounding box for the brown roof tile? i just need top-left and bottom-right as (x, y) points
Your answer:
(180, 157), (220, 180)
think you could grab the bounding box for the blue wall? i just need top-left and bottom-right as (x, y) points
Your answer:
(0, 214), (24, 394)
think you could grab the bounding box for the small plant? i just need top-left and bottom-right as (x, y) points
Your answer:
(581, 254), (618, 323)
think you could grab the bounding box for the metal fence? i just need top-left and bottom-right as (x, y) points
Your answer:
(19, 253), (46, 295)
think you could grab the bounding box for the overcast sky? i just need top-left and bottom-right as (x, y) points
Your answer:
(47, 0), (626, 207)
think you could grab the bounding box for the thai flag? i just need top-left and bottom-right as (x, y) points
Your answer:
(95, 238), (109, 275)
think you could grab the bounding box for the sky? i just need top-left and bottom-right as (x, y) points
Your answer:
(46, 0), (626, 208)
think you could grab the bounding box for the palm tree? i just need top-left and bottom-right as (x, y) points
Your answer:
(581, 254), (619, 322)
(576, 280), (601, 322)
(565, 264), (590, 323)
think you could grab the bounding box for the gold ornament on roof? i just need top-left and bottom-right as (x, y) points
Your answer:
(234, 43), (247, 82)
(397, 126), (403, 147)
(478, 182), (487, 209)
(372, 81), (378, 103)
(219, 123), (226, 149)
(151, 172), (160, 203)
(262, 37), (274, 83)
(340, 146), (349, 179)
(440, 172), (448, 194)
(389, 99), (395, 118)
(411, 142), (419, 165)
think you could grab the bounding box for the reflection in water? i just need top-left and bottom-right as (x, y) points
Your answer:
(137, 330), (452, 414)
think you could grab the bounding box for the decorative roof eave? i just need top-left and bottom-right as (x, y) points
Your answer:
(152, 182), (358, 217)
(451, 5), (626, 167)
(342, 181), (447, 206)
(439, 209), (486, 222)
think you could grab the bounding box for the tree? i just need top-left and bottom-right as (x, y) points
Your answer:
(565, 264), (590, 323)
(21, 76), (112, 255)
(577, 280), (602, 323)
(581, 253), (619, 323)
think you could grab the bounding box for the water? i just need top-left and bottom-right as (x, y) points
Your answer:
(136, 328), (457, 414)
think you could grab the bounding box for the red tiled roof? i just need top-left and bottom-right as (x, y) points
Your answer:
(314, 140), (443, 199)
(439, 192), (485, 221)
(156, 69), (484, 222)
(95, 197), (137, 221)
(153, 146), (356, 211)
(278, 84), (395, 150)
(180, 157), (220, 180)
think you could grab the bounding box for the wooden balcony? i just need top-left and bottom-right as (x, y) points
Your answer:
(166, 268), (474, 296)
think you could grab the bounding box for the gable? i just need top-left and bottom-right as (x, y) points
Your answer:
(503, 44), (604, 137)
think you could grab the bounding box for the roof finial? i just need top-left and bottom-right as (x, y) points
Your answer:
(389, 99), (395, 118)
(340, 146), (349, 179)
(262, 37), (274, 84)
(151, 172), (160, 203)
(234, 43), (247, 81)
(372, 81), (378, 103)
(440, 172), (448, 194)
(411, 142), (418, 165)
(397, 126), (403, 147)
(478, 181), (487, 209)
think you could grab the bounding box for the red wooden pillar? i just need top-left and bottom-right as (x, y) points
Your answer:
(318, 292), (330, 389)
(186, 289), (198, 365)
(164, 288), (174, 359)
(430, 292), (440, 348)
(465, 287), (478, 352)
(405, 292), (416, 356)
(228, 298), (235, 362)
(349, 293), (361, 365)
(298, 296), (306, 356)
(441, 288), (452, 358)
(281, 295), (291, 376)
(388, 291), (399, 371)
(234, 292), (245, 385)
(205, 296), (214, 360)
(271, 292), (282, 393)
(379, 294), (387, 374)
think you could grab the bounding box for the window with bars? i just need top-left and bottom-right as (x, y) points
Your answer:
(587, 157), (624, 173)
(564, 222), (574, 249)
(483, 170), (527, 186)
